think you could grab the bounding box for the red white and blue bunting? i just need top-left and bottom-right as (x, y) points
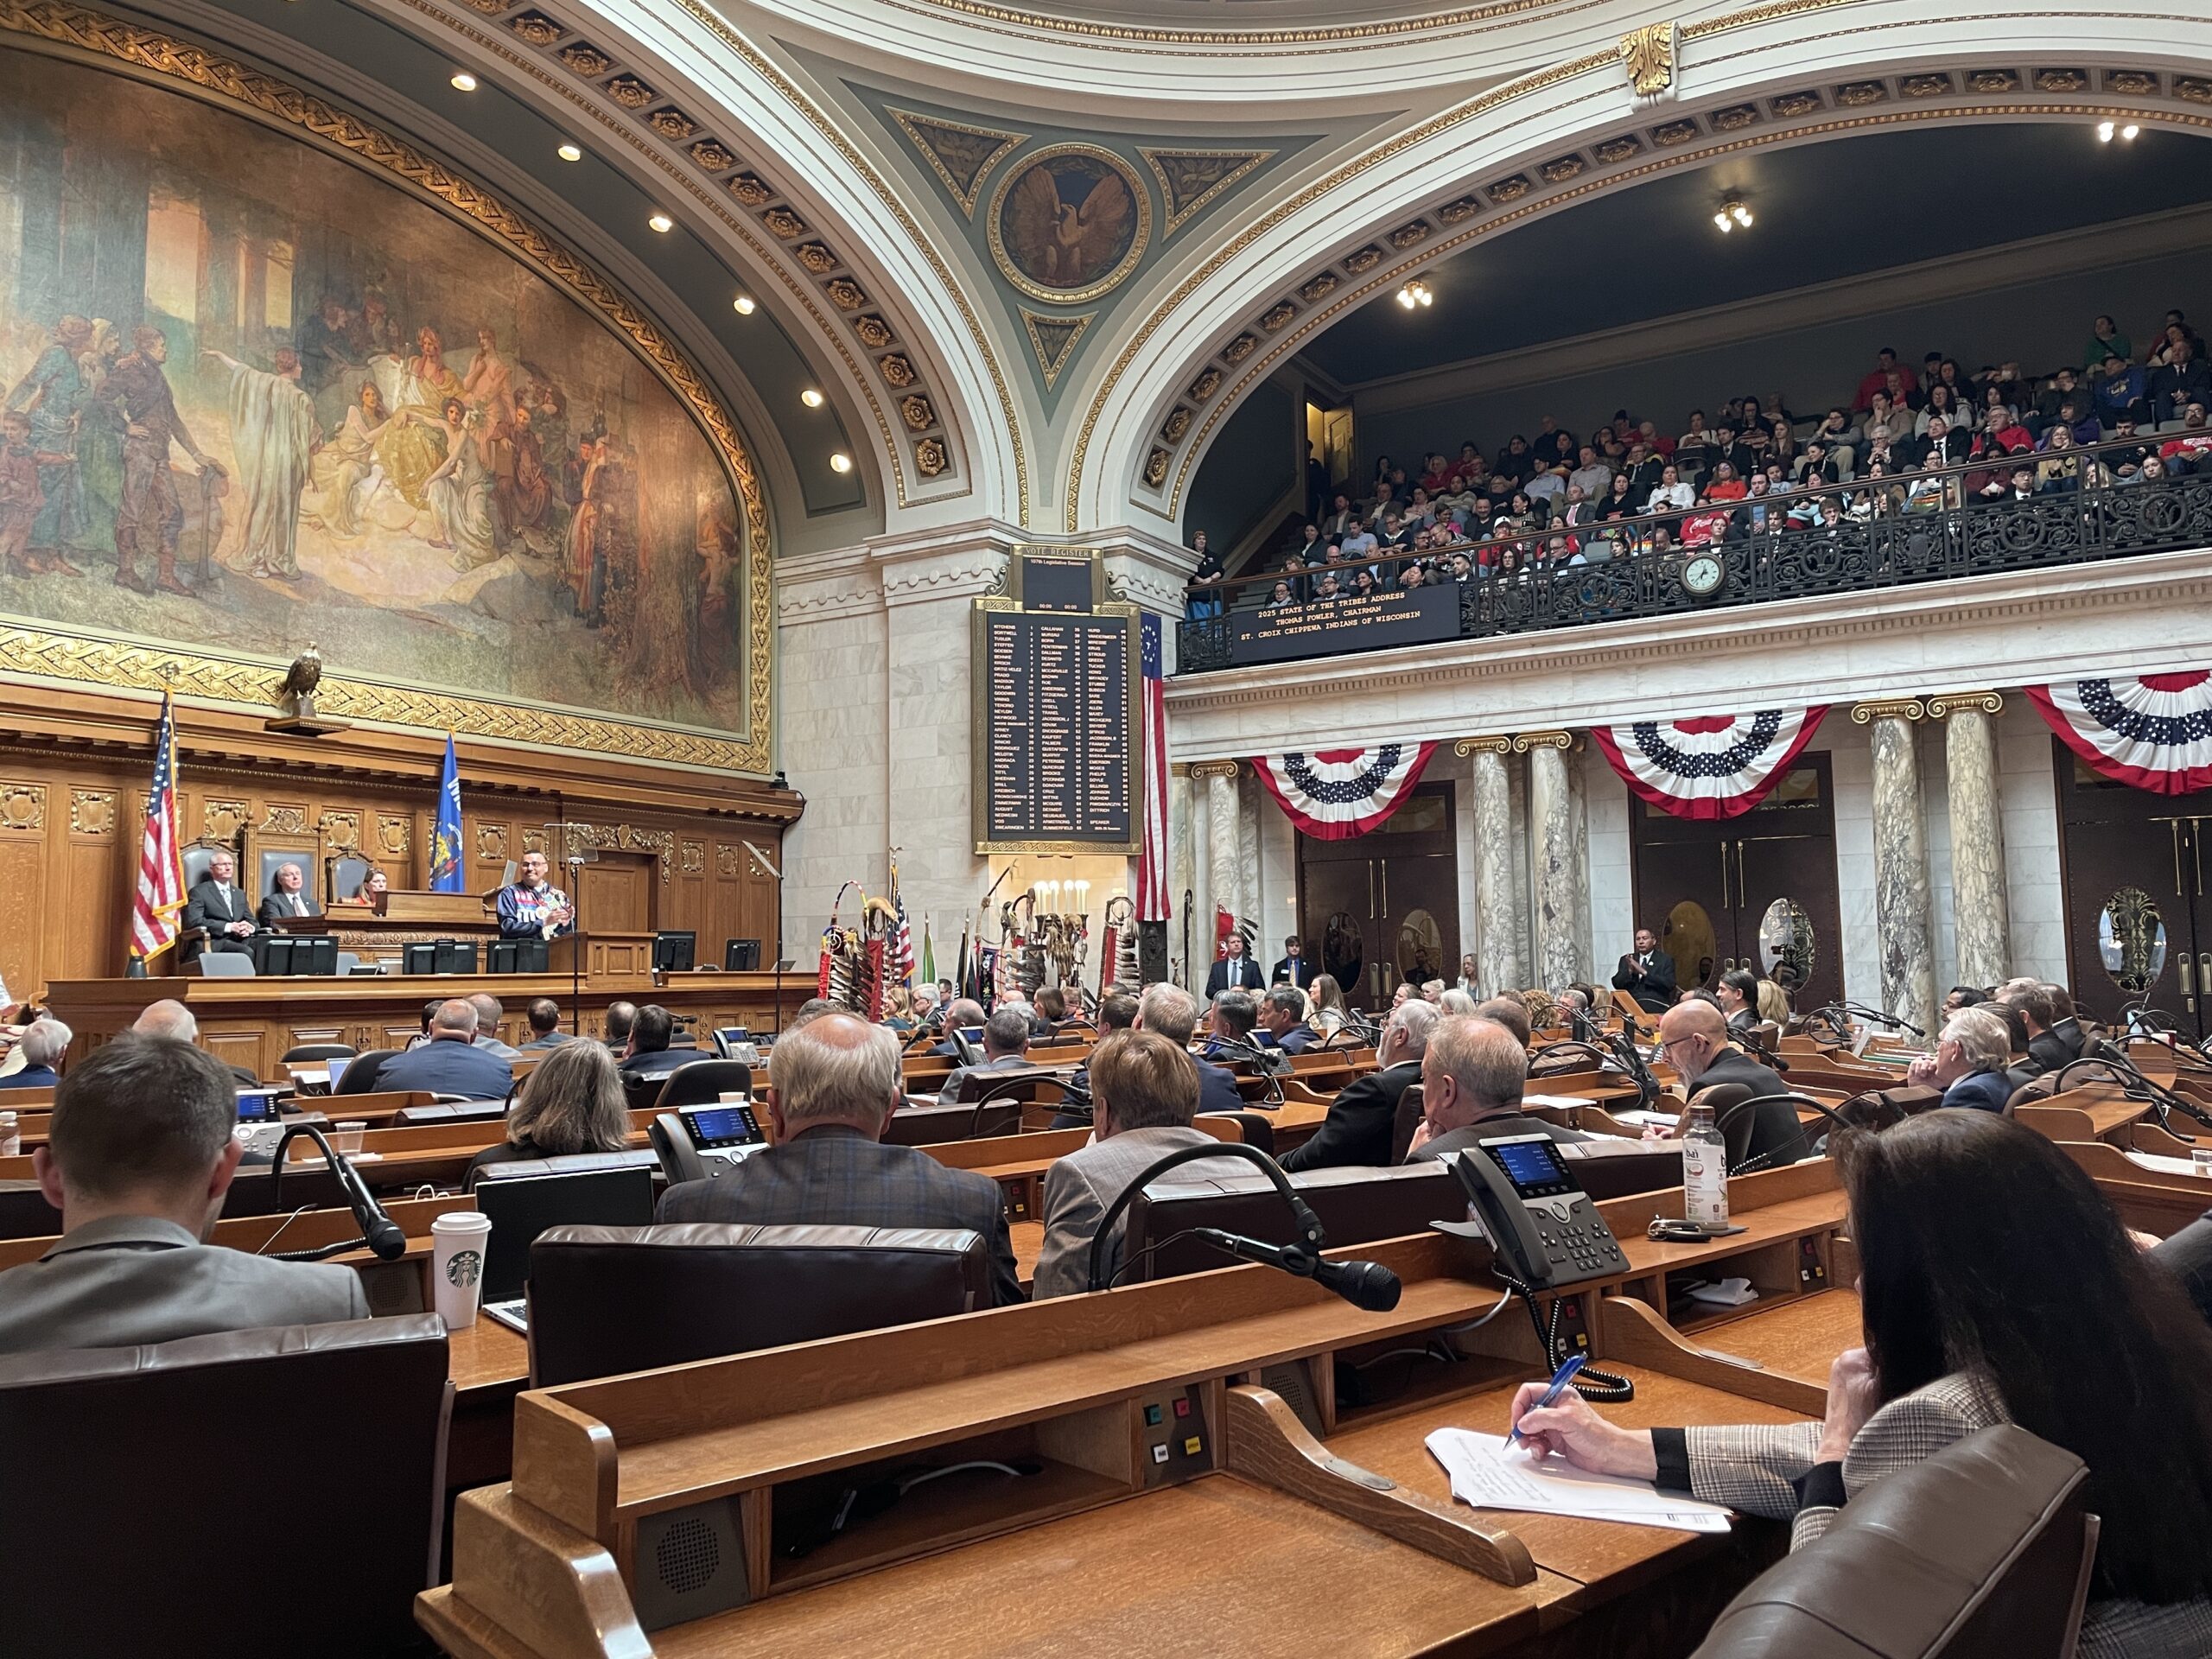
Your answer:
(2027, 673), (2212, 796)
(1592, 708), (1829, 820)
(1253, 744), (1439, 840)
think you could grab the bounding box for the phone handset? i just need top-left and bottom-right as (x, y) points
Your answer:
(649, 1111), (710, 1185)
(1446, 1136), (1629, 1291)
(1451, 1144), (1563, 1289)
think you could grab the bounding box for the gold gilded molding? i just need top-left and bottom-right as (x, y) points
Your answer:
(1140, 147), (1274, 238)
(0, 781), (45, 831)
(880, 0), (1638, 49)
(1510, 730), (1579, 753)
(68, 786), (115, 836)
(376, 815), (411, 856)
(261, 803), (309, 835)
(320, 810), (361, 850)
(887, 105), (1025, 218)
(1188, 760), (1240, 781)
(201, 798), (246, 841)
(1925, 690), (2005, 719)
(985, 142), (1153, 306)
(0, 3), (772, 775)
(1453, 736), (1513, 756)
(1851, 698), (1927, 724)
(1619, 21), (1676, 99)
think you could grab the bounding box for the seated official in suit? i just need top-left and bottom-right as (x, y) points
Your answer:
(1510, 1112), (2212, 1656)
(0, 1017), (67, 1090)
(1716, 968), (1759, 1036)
(937, 1004), (1032, 1106)
(467, 993), (522, 1059)
(255, 860), (321, 927)
(1610, 926), (1677, 1014)
(182, 848), (257, 959)
(0, 1038), (367, 1352)
(2001, 981), (2072, 1076)
(1050, 990), (1141, 1130)
(931, 999), (987, 1059)
(2045, 982), (2088, 1060)
(1032, 1031), (1250, 1299)
(1926, 1007), (2013, 1112)
(1201, 988), (1263, 1060)
(603, 1000), (637, 1053)
(658, 1011), (1021, 1306)
(614, 1003), (700, 1085)
(1132, 983), (1243, 1116)
(1473, 995), (1532, 1050)
(1257, 986), (1318, 1053)
(1281, 999), (1438, 1172)
(373, 998), (514, 1099)
(1272, 937), (1315, 989)
(1406, 1014), (1591, 1161)
(1204, 934), (1266, 998)
(494, 849), (574, 939)
(128, 1000), (259, 1087)
(1661, 1000), (1804, 1166)
(463, 1041), (628, 1188)
(518, 996), (573, 1052)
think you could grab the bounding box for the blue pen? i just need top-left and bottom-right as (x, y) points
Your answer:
(1505, 1354), (1586, 1449)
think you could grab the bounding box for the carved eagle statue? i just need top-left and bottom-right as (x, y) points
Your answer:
(277, 643), (323, 713)
(1008, 167), (1132, 289)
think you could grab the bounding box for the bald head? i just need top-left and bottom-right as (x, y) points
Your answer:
(131, 999), (199, 1042)
(429, 998), (479, 1042)
(1421, 1016), (1529, 1135)
(1657, 998), (1728, 1087)
(766, 1010), (901, 1135)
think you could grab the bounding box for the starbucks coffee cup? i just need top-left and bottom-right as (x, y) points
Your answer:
(429, 1211), (493, 1328)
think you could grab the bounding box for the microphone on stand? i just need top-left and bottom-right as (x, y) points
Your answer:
(265, 1123), (407, 1262)
(1190, 1229), (1402, 1311)
(1840, 1000), (1925, 1039)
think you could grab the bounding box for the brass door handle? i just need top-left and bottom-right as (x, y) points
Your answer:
(1367, 862), (1376, 919)
(1381, 863), (1389, 918)
(2183, 955), (2197, 1014)
(1719, 842), (1730, 912)
(1736, 841), (1749, 909)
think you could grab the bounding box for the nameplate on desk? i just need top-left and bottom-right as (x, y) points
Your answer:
(1229, 583), (1459, 666)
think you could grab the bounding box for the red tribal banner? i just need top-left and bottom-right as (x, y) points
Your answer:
(1591, 709), (1829, 820)
(2026, 672), (2212, 796)
(1252, 744), (1439, 840)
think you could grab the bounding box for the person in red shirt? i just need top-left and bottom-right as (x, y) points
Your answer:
(2159, 404), (2212, 472)
(1853, 347), (1920, 411)
(1703, 461), (1749, 503)
(1419, 453), (1452, 494)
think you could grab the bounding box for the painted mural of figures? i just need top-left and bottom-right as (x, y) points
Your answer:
(308, 381), (395, 537)
(205, 347), (320, 581)
(3, 312), (90, 575)
(377, 326), (463, 508)
(94, 324), (221, 596)
(566, 435), (607, 620)
(493, 400), (558, 547)
(0, 410), (43, 577)
(461, 327), (514, 425)
(297, 296), (363, 393)
(423, 397), (498, 569)
(70, 319), (124, 560)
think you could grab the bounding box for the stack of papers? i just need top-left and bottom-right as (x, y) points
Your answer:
(1685, 1276), (1758, 1307)
(1612, 1109), (1682, 1129)
(2126, 1151), (2209, 1179)
(1426, 1428), (1732, 1534)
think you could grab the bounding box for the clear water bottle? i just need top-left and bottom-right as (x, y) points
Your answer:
(1681, 1101), (1729, 1229)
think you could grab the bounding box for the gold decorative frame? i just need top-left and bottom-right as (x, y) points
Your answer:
(986, 142), (1154, 306)
(0, 3), (772, 774)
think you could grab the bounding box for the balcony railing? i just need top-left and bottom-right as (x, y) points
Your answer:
(1175, 435), (2212, 674)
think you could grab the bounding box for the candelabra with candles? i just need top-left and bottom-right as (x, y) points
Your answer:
(1022, 878), (1091, 991)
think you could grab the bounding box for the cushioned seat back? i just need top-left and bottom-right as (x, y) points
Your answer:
(0, 1178), (61, 1240)
(652, 1058), (753, 1109)
(0, 1315), (450, 1657)
(1690, 1082), (1757, 1164)
(1692, 1424), (2094, 1659)
(1389, 1083), (1426, 1164)
(334, 1048), (400, 1095)
(526, 1224), (989, 1385)
(471, 1147), (664, 1182)
(1124, 1162), (1459, 1283)
(281, 1042), (357, 1064)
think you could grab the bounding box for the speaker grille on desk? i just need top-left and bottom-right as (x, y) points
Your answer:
(656, 1516), (721, 1596)
(632, 1496), (750, 1630)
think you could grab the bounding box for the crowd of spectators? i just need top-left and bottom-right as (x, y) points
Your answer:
(1185, 308), (2212, 616)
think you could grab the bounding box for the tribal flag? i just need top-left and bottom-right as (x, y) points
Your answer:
(1135, 612), (1171, 920)
(888, 861), (915, 987)
(2027, 672), (2212, 795)
(1591, 708), (1828, 820)
(1252, 743), (1438, 840)
(1215, 906), (1236, 957)
(128, 692), (187, 966)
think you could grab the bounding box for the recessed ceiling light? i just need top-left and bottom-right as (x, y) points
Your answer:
(648, 213), (674, 233)
(800, 388), (825, 408)
(449, 72), (478, 92)
(830, 453), (854, 474)
(556, 143), (582, 162)
(733, 294), (757, 315)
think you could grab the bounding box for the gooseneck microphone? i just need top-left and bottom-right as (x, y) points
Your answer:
(1189, 1229), (1402, 1311)
(1838, 1000), (1926, 1039)
(266, 1122), (408, 1261)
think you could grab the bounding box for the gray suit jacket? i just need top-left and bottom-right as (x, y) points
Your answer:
(937, 1052), (1029, 1108)
(1408, 1114), (1592, 1162)
(0, 1215), (369, 1354)
(1031, 1126), (1249, 1300)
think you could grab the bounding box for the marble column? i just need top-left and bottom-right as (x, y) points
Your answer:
(1930, 691), (2012, 989)
(1196, 762), (1243, 963)
(1460, 738), (1522, 995)
(1522, 732), (1586, 994)
(1236, 768), (1262, 940)
(1166, 766), (1194, 982)
(1853, 699), (1939, 1037)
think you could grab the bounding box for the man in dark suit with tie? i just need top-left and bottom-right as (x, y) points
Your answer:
(2002, 983), (2072, 1075)
(183, 849), (257, 960)
(1205, 932), (1266, 998)
(1662, 1001), (1802, 1167)
(1281, 999), (1438, 1171)
(255, 861), (321, 928)
(1610, 926), (1678, 1014)
(1272, 937), (1315, 989)
(1257, 986), (1319, 1053)
(658, 1011), (1021, 1306)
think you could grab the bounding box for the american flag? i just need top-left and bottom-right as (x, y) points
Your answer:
(889, 861), (915, 987)
(1135, 612), (1170, 920)
(129, 693), (187, 964)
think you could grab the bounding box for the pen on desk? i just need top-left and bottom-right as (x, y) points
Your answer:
(1504, 1353), (1586, 1449)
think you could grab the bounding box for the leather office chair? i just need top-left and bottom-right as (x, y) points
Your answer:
(1389, 1082), (1427, 1164)
(0, 1179), (61, 1240)
(1692, 1082), (1758, 1165)
(652, 1058), (753, 1110)
(1692, 1424), (2095, 1659)
(393, 1099), (510, 1127)
(1123, 1163), (1460, 1283)
(189, 953), (256, 978)
(334, 1048), (399, 1096)
(473, 1147), (664, 1183)
(526, 1224), (989, 1386)
(0, 1315), (451, 1657)
(1217, 1111), (1274, 1155)
(281, 1042), (357, 1064)
(2004, 1062), (2127, 1116)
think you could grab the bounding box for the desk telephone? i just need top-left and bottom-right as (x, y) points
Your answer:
(651, 1103), (767, 1185)
(1450, 1135), (1629, 1290)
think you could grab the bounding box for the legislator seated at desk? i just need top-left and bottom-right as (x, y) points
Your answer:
(613, 1003), (702, 1085)
(1032, 1030), (1249, 1300)
(373, 999), (513, 1100)
(493, 849), (574, 939)
(130, 999), (261, 1087)
(517, 996), (573, 1052)
(182, 847), (258, 961)
(1258, 985), (1319, 1054)
(1510, 1113), (2212, 1658)
(0, 1039), (366, 1353)
(467, 992), (521, 1059)
(0, 1017), (65, 1091)
(658, 1012), (1022, 1306)
(1404, 1015), (1591, 1161)
(930, 997), (986, 1058)
(937, 1003), (1032, 1106)
(255, 859), (321, 928)
(1135, 984), (1242, 1116)
(463, 1042), (627, 1189)
(1927, 1006), (2014, 1113)
(1280, 999), (1435, 1172)
(1665, 1001), (1803, 1166)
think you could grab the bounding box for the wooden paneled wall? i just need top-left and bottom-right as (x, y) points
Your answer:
(0, 683), (799, 1000)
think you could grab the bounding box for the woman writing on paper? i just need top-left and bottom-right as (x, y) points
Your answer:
(1508, 1112), (2212, 1657)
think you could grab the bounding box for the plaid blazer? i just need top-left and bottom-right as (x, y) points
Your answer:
(1683, 1372), (2212, 1657)
(657, 1124), (1022, 1307)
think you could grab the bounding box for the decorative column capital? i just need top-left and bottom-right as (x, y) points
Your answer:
(1190, 760), (1242, 781)
(1454, 735), (1514, 756)
(1511, 729), (1580, 753)
(1850, 697), (1926, 725)
(1925, 690), (2005, 720)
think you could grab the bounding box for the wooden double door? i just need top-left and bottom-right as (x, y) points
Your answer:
(2054, 741), (2212, 1033)
(1628, 754), (1845, 1013)
(1296, 784), (1460, 1011)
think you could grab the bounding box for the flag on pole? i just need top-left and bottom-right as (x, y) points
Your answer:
(429, 734), (465, 893)
(955, 926), (972, 1002)
(1215, 906), (1236, 957)
(1136, 613), (1171, 921)
(920, 916), (936, 986)
(127, 693), (187, 967)
(888, 861), (915, 988)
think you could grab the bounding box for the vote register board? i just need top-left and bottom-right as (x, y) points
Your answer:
(972, 549), (1141, 855)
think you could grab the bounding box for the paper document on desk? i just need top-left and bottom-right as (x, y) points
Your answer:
(2126, 1151), (2207, 1179)
(1426, 1429), (1732, 1533)
(1612, 1109), (1681, 1129)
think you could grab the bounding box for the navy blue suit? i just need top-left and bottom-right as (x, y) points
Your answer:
(1196, 1058), (1245, 1116)
(373, 1038), (513, 1101)
(1941, 1070), (2012, 1113)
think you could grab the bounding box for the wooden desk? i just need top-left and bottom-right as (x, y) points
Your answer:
(2013, 1084), (2151, 1146)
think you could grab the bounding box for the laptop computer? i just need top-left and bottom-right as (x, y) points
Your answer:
(474, 1166), (656, 1332)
